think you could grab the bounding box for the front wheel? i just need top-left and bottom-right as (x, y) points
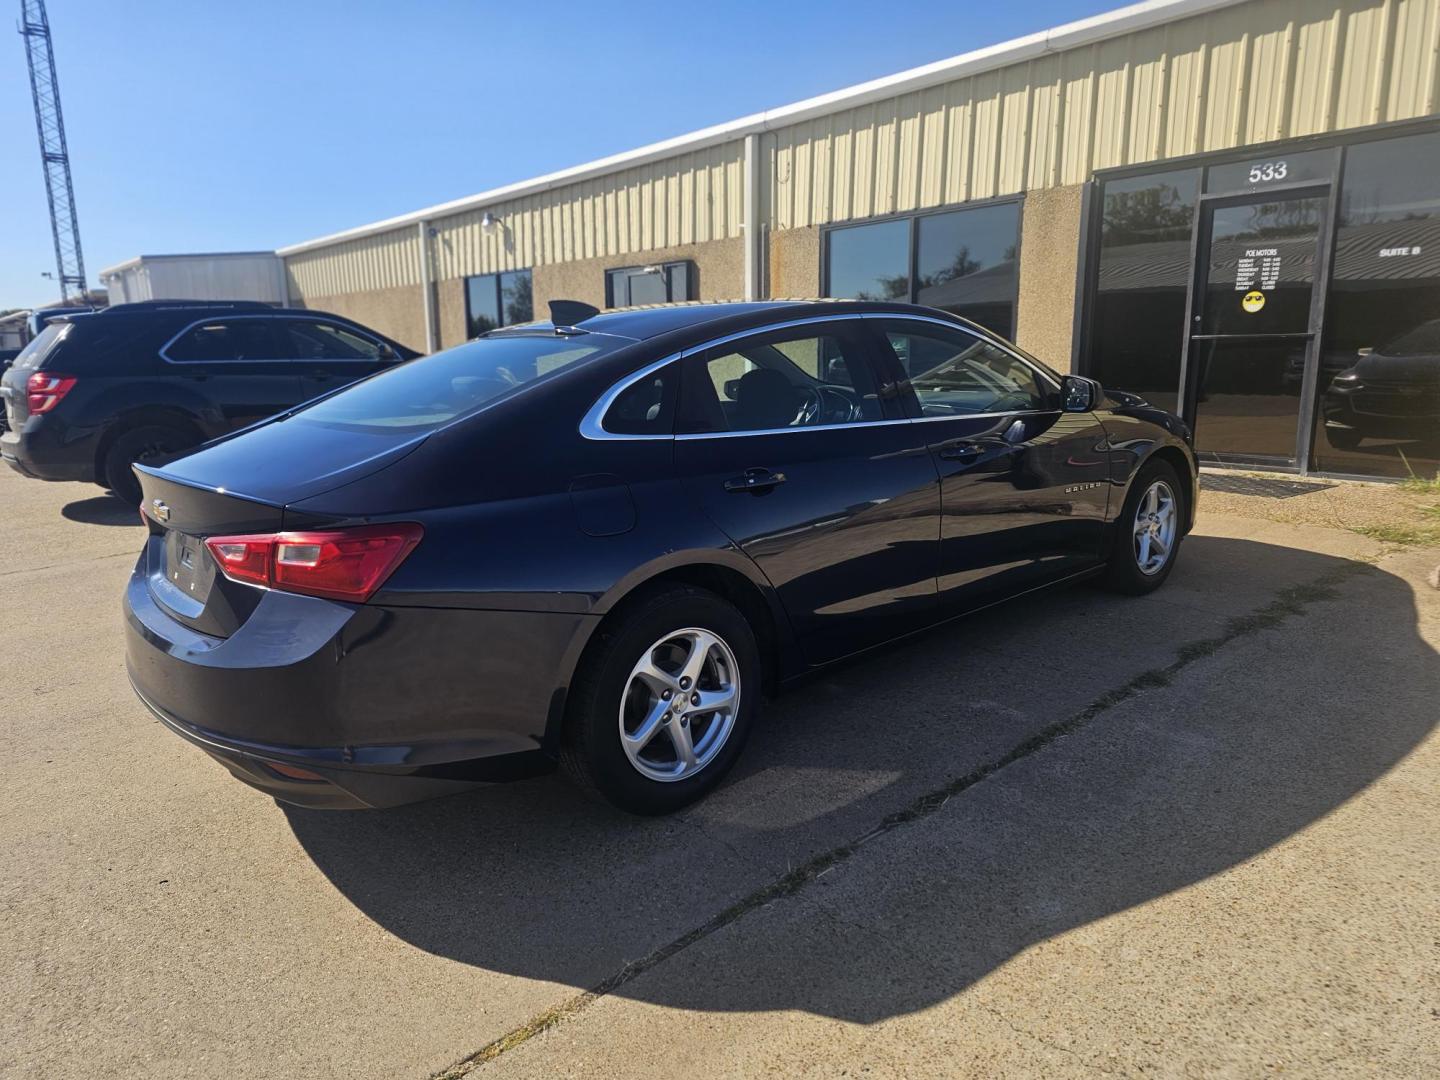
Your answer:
(561, 585), (760, 814)
(1101, 460), (1185, 595)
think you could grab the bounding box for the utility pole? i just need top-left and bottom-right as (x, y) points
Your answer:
(20, 0), (86, 303)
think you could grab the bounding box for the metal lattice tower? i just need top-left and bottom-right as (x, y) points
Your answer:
(19, 0), (86, 302)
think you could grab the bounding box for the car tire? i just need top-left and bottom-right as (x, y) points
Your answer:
(1324, 424), (1363, 450)
(103, 425), (196, 506)
(1101, 459), (1185, 595)
(561, 584), (761, 815)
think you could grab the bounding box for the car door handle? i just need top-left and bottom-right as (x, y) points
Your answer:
(724, 468), (787, 493)
(937, 441), (986, 461)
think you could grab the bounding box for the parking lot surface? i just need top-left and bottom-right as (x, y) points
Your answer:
(2, 466), (1436, 1079)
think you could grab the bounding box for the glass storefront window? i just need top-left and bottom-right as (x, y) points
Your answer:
(606, 261), (694, 307)
(1088, 168), (1200, 415)
(826, 219), (910, 303)
(465, 269), (533, 338)
(825, 204), (1021, 338)
(914, 203), (1019, 336)
(1314, 131), (1440, 479)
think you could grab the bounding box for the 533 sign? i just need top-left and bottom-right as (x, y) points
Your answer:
(1247, 160), (1289, 183)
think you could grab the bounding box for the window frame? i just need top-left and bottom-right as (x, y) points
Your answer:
(157, 314), (387, 365)
(820, 194), (1025, 340)
(581, 314), (917, 443)
(605, 261), (696, 308)
(463, 269), (534, 338)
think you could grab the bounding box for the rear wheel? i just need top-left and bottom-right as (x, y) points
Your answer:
(1324, 424), (1364, 450)
(1102, 460), (1185, 595)
(103, 425), (196, 506)
(561, 585), (760, 814)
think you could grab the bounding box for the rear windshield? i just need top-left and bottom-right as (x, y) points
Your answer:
(11, 322), (72, 371)
(291, 332), (630, 433)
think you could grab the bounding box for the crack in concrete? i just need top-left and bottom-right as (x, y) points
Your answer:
(430, 561), (1371, 1079)
(0, 549), (136, 578)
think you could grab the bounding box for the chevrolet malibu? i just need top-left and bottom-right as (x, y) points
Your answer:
(124, 300), (1197, 814)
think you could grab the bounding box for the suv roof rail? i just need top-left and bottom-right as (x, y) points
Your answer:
(101, 299), (275, 314)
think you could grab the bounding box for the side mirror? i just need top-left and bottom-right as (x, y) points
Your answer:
(376, 343), (398, 362)
(1060, 374), (1102, 412)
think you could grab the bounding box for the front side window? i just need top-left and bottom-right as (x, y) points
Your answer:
(606, 262), (694, 308)
(165, 320), (278, 363)
(465, 270), (533, 338)
(880, 321), (1047, 417)
(680, 325), (883, 434)
(293, 332), (626, 433)
(278, 320), (384, 361)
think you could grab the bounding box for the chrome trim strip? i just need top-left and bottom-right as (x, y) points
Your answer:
(578, 310), (1062, 442)
(579, 313), (864, 442)
(157, 314), (387, 366)
(578, 352), (683, 441)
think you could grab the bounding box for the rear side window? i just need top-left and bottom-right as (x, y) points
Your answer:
(11, 323), (72, 371)
(603, 365), (677, 435)
(293, 333), (629, 433)
(276, 320), (384, 360)
(166, 320), (278, 363)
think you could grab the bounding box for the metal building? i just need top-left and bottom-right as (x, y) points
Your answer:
(98, 252), (287, 306)
(277, 0), (1440, 480)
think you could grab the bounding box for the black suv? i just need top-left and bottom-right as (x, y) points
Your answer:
(0, 301), (416, 504)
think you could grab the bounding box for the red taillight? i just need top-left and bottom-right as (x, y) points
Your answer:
(204, 523), (423, 603)
(26, 372), (77, 414)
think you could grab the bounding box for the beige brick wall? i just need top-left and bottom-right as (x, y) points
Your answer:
(767, 226), (821, 298)
(295, 284), (428, 353)
(1014, 184), (1085, 373)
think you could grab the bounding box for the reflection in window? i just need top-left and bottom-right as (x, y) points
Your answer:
(826, 219), (910, 303)
(881, 322), (1043, 417)
(606, 261), (694, 307)
(825, 206), (1021, 338)
(1315, 132), (1440, 479)
(915, 203), (1019, 335)
(465, 270), (533, 338)
(1087, 168), (1200, 414)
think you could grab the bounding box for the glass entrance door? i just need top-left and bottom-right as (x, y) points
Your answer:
(1185, 191), (1329, 465)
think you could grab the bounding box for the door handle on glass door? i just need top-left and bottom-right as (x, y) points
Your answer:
(723, 468), (787, 493)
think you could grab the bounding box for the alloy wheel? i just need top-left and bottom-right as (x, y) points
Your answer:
(1133, 479), (1178, 576)
(619, 628), (740, 782)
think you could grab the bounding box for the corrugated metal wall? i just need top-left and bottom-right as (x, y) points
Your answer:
(286, 0), (1440, 300)
(286, 144), (745, 298)
(770, 0), (1440, 228)
(285, 226), (423, 299)
(430, 143), (745, 282)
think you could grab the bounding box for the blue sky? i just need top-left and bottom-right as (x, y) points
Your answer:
(1, 0), (1118, 309)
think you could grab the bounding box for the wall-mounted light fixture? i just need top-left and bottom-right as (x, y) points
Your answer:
(481, 211), (499, 231)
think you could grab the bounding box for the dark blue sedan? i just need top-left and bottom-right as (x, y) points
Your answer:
(123, 299), (1197, 814)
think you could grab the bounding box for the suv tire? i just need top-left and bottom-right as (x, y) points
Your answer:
(104, 425), (196, 506)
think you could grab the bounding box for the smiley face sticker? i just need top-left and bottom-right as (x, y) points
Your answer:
(1242, 290), (1266, 313)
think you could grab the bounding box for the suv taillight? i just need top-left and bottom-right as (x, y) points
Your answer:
(26, 372), (77, 414)
(204, 523), (423, 603)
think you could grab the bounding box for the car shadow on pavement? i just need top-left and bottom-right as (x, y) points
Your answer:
(60, 493), (135, 526)
(284, 535), (1438, 1024)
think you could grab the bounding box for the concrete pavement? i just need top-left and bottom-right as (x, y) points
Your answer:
(1, 466), (1435, 1078)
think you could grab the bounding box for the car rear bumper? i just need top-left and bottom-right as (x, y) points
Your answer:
(1, 422), (97, 482)
(124, 550), (593, 809)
